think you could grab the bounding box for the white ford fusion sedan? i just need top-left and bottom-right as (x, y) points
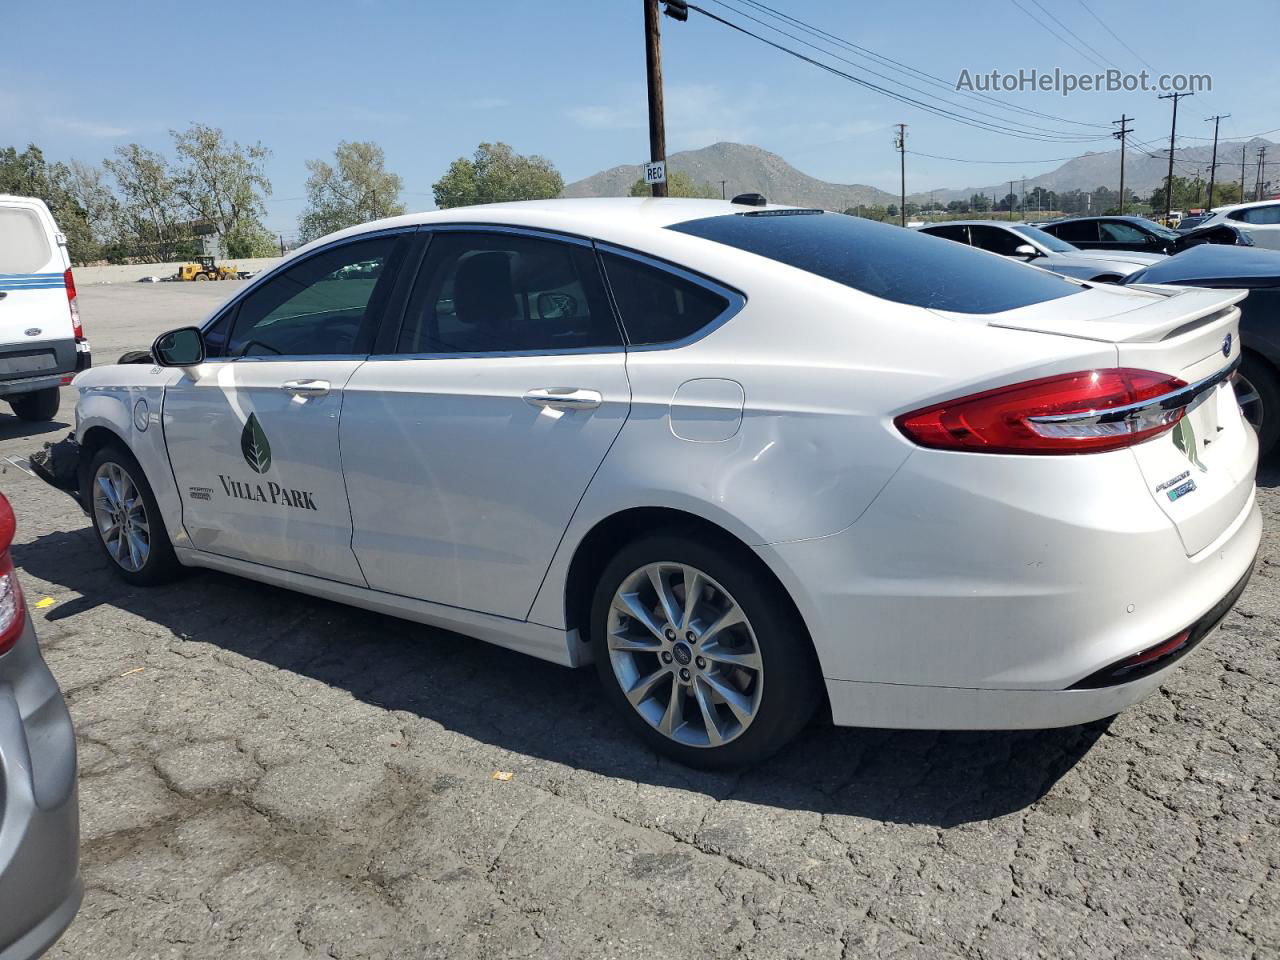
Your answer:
(60, 198), (1260, 768)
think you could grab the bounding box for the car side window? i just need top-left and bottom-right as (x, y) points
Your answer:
(922, 225), (970, 244)
(227, 235), (399, 357)
(396, 232), (621, 354)
(1051, 221), (1099, 243)
(599, 251), (731, 346)
(1099, 221), (1147, 243)
(968, 226), (1027, 256)
(1241, 206), (1280, 225)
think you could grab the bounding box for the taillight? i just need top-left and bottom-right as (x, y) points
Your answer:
(896, 368), (1190, 455)
(65, 267), (83, 340)
(0, 497), (24, 656)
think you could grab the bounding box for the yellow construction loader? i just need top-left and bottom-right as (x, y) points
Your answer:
(174, 256), (239, 281)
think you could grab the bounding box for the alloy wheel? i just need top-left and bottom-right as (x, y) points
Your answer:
(606, 562), (763, 748)
(92, 462), (151, 573)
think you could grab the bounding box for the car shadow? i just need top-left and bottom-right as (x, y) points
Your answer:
(15, 526), (1108, 827)
(1256, 456), (1279, 489)
(0, 416), (72, 443)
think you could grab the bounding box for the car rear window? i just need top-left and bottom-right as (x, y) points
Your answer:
(0, 207), (53, 273)
(667, 211), (1081, 314)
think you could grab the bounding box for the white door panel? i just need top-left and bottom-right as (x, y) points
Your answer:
(341, 353), (629, 618)
(162, 358), (367, 584)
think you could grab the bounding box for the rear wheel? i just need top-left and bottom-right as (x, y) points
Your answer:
(86, 443), (182, 585)
(1235, 355), (1279, 458)
(591, 532), (821, 770)
(9, 387), (61, 421)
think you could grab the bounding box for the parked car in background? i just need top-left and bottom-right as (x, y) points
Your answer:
(1124, 243), (1280, 457)
(44, 199), (1259, 769)
(916, 220), (1164, 282)
(1195, 200), (1280, 251)
(0, 196), (92, 422)
(1038, 214), (1254, 255)
(0, 492), (81, 958)
(1176, 213), (1213, 233)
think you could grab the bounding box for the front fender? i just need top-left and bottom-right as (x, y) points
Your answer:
(75, 366), (188, 548)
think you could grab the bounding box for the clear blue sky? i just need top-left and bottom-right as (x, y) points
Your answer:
(4, 0), (1276, 233)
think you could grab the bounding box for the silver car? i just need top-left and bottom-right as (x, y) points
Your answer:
(917, 220), (1165, 282)
(0, 493), (80, 959)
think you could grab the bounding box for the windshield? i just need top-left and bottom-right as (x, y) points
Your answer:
(1011, 224), (1077, 253)
(1130, 217), (1180, 241)
(668, 211), (1082, 315)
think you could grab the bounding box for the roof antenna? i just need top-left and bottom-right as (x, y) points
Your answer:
(730, 193), (767, 207)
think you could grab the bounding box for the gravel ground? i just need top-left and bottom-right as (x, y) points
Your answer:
(2, 283), (1277, 960)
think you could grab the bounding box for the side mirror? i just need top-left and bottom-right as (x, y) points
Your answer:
(1013, 244), (1039, 259)
(152, 327), (205, 367)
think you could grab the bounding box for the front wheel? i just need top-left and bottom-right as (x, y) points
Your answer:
(9, 387), (60, 421)
(591, 532), (821, 770)
(86, 444), (183, 585)
(1234, 355), (1279, 458)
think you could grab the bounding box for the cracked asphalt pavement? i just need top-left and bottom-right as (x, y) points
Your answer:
(1, 283), (1278, 959)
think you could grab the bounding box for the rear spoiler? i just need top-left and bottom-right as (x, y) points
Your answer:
(989, 286), (1247, 344)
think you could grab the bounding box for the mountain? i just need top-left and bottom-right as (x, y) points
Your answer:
(562, 142), (897, 208)
(910, 137), (1278, 206)
(564, 139), (1277, 210)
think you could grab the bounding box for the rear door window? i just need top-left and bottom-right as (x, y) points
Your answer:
(920, 225), (970, 244)
(667, 211), (1080, 314)
(968, 225), (1028, 256)
(1050, 220), (1100, 243)
(0, 207), (52, 273)
(598, 251), (731, 345)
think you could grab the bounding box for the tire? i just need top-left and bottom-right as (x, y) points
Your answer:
(590, 531), (822, 770)
(194, 273), (209, 281)
(1235, 354), (1280, 459)
(1090, 274), (1123, 284)
(85, 442), (183, 586)
(9, 387), (61, 422)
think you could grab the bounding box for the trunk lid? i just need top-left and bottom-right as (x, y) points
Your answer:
(945, 284), (1255, 556)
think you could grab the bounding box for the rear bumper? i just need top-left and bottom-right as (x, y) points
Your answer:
(0, 339), (90, 397)
(0, 616), (81, 959)
(760, 442), (1262, 730)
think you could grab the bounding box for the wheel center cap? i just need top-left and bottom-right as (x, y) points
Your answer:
(672, 642), (692, 666)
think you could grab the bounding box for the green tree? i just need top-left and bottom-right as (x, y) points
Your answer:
(103, 143), (193, 262)
(171, 123), (272, 254)
(627, 170), (717, 198)
(299, 140), (406, 242)
(0, 144), (103, 263)
(432, 141), (562, 209)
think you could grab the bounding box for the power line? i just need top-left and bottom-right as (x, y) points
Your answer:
(1010, 0), (1108, 71)
(704, 0), (1106, 141)
(1026, 0), (1118, 69)
(728, 0), (1110, 132)
(1074, 0), (1158, 72)
(685, 4), (1111, 142)
(905, 149), (1094, 164)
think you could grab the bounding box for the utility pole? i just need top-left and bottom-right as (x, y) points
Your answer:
(718, 179), (727, 199)
(1158, 91), (1192, 222)
(893, 124), (907, 226)
(643, 0), (668, 197)
(1112, 114), (1132, 214)
(1020, 176), (1027, 221)
(1009, 180), (1015, 220)
(1242, 144), (1248, 203)
(1256, 147), (1268, 201)
(1205, 113), (1228, 209)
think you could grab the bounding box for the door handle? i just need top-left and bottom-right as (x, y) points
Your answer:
(281, 379), (330, 398)
(523, 387), (603, 410)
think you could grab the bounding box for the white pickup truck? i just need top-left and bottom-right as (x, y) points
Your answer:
(0, 195), (91, 420)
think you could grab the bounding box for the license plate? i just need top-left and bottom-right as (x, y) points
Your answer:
(0, 352), (55, 375)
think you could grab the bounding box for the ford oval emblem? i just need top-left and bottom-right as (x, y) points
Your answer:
(1222, 333), (1233, 357)
(23, 327), (41, 337)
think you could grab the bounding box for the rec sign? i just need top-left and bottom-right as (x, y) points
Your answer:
(643, 160), (667, 185)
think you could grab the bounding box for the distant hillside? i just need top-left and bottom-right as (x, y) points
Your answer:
(909, 136), (1278, 205)
(562, 142), (896, 208)
(566, 138), (1278, 210)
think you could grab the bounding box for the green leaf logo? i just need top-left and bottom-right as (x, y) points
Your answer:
(240, 413), (272, 474)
